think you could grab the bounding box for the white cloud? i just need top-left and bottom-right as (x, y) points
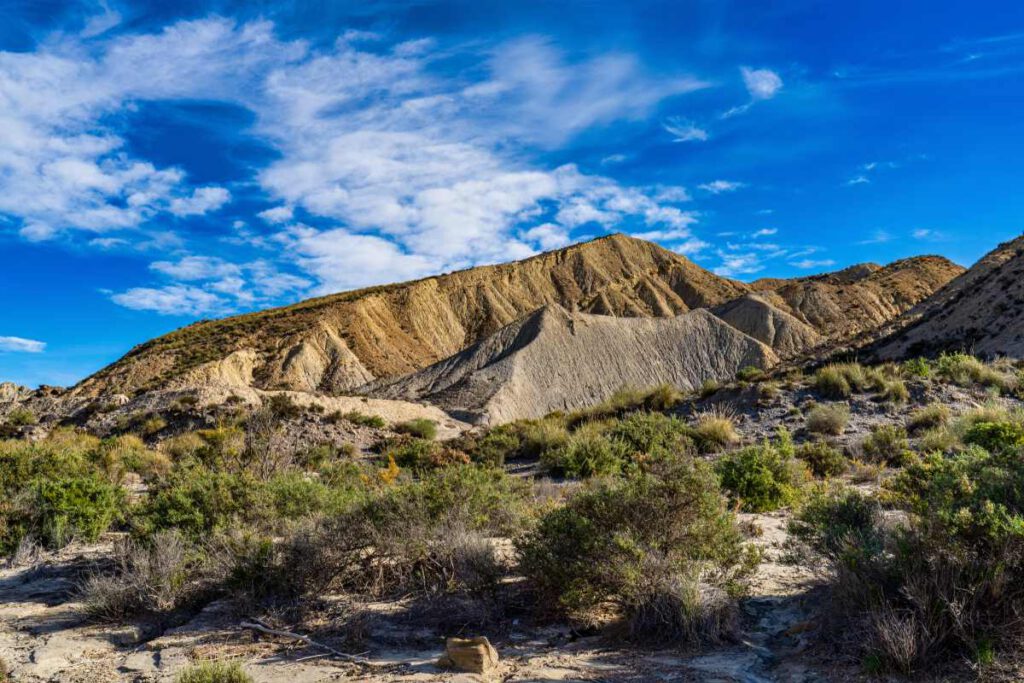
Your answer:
(673, 238), (711, 256)
(846, 175), (870, 186)
(81, 1), (122, 38)
(521, 223), (570, 251)
(913, 228), (933, 239)
(168, 186), (231, 217)
(5, 18), (717, 303)
(790, 258), (836, 269)
(663, 117), (708, 142)
(714, 252), (765, 277)
(741, 67), (783, 100)
(698, 180), (746, 194)
(0, 336), (46, 353)
(752, 228), (777, 237)
(111, 285), (227, 316)
(258, 205), (294, 223)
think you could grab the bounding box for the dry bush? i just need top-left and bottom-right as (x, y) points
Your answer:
(814, 364), (868, 399)
(806, 403), (849, 435)
(79, 530), (199, 622)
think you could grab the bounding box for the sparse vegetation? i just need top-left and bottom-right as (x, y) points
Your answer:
(736, 365), (766, 382)
(393, 418), (438, 440)
(935, 352), (1017, 393)
(906, 402), (951, 433)
(331, 410), (387, 428)
(805, 403), (849, 435)
(6, 407), (37, 426)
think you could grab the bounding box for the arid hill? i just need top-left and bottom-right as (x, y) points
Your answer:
(375, 305), (777, 423)
(873, 234), (1024, 358)
(72, 234), (749, 397)
(71, 235), (962, 399)
(748, 255), (964, 347)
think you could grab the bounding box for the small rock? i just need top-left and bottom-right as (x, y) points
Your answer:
(438, 636), (499, 674)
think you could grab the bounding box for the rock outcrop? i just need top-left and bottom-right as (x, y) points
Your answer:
(375, 305), (778, 424)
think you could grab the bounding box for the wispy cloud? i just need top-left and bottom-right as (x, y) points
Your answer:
(699, 180), (746, 194)
(663, 117), (708, 142)
(752, 227), (777, 237)
(845, 175), (870, 186)
(858, 229), (892, 244)
(790, 258), (836, 269)
(0, 336), (46, 353)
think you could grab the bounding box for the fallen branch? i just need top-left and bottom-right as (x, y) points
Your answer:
(239, 621), (370, 664)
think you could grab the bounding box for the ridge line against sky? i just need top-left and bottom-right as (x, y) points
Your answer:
(2, 0), (1024, 387)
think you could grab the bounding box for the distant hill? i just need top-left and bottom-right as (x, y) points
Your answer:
(71, 233), (963, 398)
(873, 235), (1024, 359)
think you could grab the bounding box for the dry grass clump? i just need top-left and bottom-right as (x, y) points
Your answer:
(813, 363), (868, 399)
(393, 418), (437, 440)
(175, 660), (252, 683)
(806, 403), (849, 435)
(906, 403), (951, 434)
(566, 384), (683, 426)
(877, 378), (909, 404)
(935, 352), (1017, 393)
(692, 408), (739, 453)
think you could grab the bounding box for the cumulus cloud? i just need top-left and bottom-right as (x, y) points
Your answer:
(0, 336), (46, 353)
(741, 67), (783, 100)
(258, 205), (294, 223)
(699, 180), (746, 194)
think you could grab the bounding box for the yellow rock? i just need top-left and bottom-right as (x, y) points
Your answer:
(438, 636), (499, 674)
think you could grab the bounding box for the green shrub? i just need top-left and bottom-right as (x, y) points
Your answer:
(901, 357), (932, 378)
(519, 419), (569, 457)
(30, 475), (123, 549)
(176, 661), (253, 683)
(861, 425), (911, 466)
(518, 455), (757, 642)
(806, 403), (849, 435)
(471, 426), (521, 466)
(736, 366), (766, 382)
(266, 394), (302, 419)
(6, 408), (37, 426)
(133, 467), (259, 541)
(963, 421), (1024, 453)
(567, 385), (682, 426)
(541, 426), (630, 478)
(607, 412), (694, 455)
(796, 440), (847, 478)
(394, 418), (438, 440)
(917, 425), (960, 453)
(906, 403), (951, 434)
(715, 438), (807, 512)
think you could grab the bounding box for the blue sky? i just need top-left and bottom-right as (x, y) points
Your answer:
(2, 1), (1024, 387)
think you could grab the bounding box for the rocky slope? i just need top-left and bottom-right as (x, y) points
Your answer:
(711, 294), (822, 357)
(73, 234), (747, 398)
(873, 234), (1024, 358)
(375, 305), (777, 424)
